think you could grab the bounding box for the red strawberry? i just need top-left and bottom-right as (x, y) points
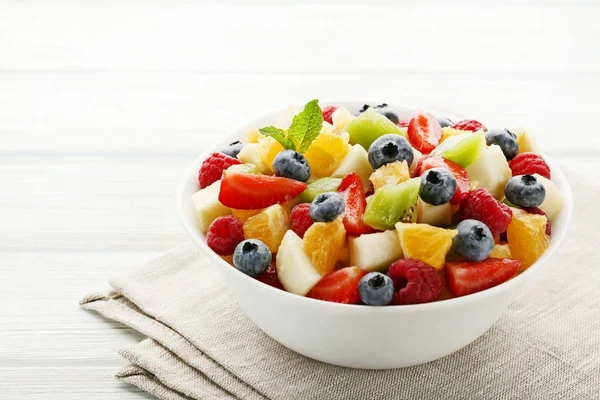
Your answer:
(198, 152), (241, 189)
(256, 256), (284, 290)
(414, 156), (470, 205)
(407, 111), (442, 154)
(322, 105), (338, 124)
(219, 171), (307, 210)
(452, 119), (487, 132)
(306, 267), (367, 304)
(290, 203), (313, 238)
(337, 172), (375, 236)
(509, 152), (551, 180)
(446, 258), (520, 297)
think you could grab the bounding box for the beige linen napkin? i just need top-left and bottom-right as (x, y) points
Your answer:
(81, 172), (600, 400)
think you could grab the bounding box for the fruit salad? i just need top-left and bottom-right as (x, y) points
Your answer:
(192, 100), (564, 306)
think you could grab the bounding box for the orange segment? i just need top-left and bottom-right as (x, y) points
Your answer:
(395, 223), (457, 270)
(304, 133), (350, 177)
(490, 244), (512, 259)
(303, 217), (346, 275)
(507, 208), (549, 270)
(231, 208), (264, 223)
(258, 136), (285, 173)
(243, 204), (290, 253)
(221, 255), (234, 266)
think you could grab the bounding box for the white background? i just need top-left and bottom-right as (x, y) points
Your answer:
(1, 1), (599, 398)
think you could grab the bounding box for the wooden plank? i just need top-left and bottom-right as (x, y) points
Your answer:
(0, 5), (599, 72)
(0, 72), (599, 154)
(0, 156), (189, 251)
(0, 251), (160, 399)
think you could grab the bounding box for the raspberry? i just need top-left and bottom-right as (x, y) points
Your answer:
(522, 207), (552, 236)
(290, 203), (314, 238)
(322, 105), (338, 125)
(452, 119), (487, 132)
(198, 153), (241, 189)
(509, 152), (551, 180)
(206, 216), (245, 255)
(457, 188), (513, 236)
(256, 255), (284, 290)
(398, 120), (410, 128)
(387, 259), (442, 305)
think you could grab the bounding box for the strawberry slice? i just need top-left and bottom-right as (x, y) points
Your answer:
(415, 156), (470, 204)
(219, 171), (307, 210)
(407, 111), (442, 154)
(337, 172), (375, 236)
(445, 258), (520, 297)
(307, 267), (367, 304)
(322, 105), (337, 124)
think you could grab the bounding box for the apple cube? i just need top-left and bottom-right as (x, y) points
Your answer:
(237, 143), (270, 174)
(349, 230), (403, 272)
(417, 198), (453, 227)
(465, 144), (512, 200)
(332, 144), (374, 191)
(512, 127), (541, 154)
(534, 174), (564, 222)
(276, 230), (322, 296)
(191, 181), (231, 233)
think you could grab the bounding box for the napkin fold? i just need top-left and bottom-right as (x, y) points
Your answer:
(82, 172), (600, 400)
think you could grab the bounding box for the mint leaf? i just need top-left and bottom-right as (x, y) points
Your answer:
(287, 99), (323, 153)
(258, 126), (295, 150)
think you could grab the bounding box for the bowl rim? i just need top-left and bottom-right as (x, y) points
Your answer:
(177, 102), (574, 313)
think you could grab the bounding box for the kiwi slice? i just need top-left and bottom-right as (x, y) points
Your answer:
(430, 130), (486, 168)
(345, 108), (406, 150)
(300, 177), (342, 203)
(363, 178), (420, 230)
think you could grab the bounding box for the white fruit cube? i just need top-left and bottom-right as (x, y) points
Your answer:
(332, 144), (374, 191)
(349, 230), (403, 272)
(417, 198), (453, 227)
(276, 230), (322, 296)
(409, 148), (423, 176)
(331, 107), (355, 131)
(237, 143), (270, 174)
(512, 127), (541, 154)
(191, 181), (231, 233)
(534, 174), (564, 222)
(466, 145), (512, 200)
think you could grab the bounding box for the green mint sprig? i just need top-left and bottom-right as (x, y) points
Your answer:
(258, 99), (323, 153)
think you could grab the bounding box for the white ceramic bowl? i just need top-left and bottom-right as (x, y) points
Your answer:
(178, 102), (573, 369)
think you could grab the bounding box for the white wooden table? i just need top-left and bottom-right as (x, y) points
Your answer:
(1, 2), (599, 398)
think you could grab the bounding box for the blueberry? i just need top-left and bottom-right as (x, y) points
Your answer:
(233, 239), (272, 277)
(419, 168), (457, 206)
(485, 128), (519, 160)
(272, 150), (311, 182)
(358, 272), (395, 306)
(309, 192), (345, 222)
(452, 219), (494, 262)
(358, 103), (399, 124)
(436, 117), (454, 128)
(368, 134), (414, 169)
(221, 141), (244, 158)
(505, 174), (546, 208)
